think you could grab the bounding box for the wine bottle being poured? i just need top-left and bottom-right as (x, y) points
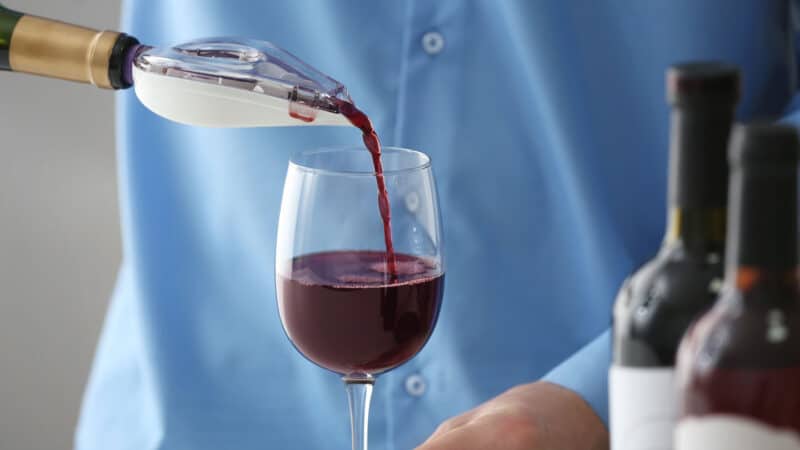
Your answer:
(0, 3), (349, 125)
(0, 3), (351, 127)
(1, 3), (398, 276)
(0, 3), (139, 89)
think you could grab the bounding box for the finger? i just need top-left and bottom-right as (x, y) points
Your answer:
(424, 409), (481, 443)
(416, 419), (498, 450)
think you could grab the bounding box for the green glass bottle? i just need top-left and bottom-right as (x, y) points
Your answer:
(0, 4), (21, 70)
(0, 3), (139, 89)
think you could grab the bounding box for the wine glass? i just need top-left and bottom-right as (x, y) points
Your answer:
(275, 146), (445, 450)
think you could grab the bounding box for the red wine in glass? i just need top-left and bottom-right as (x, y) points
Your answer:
(279, 98), (443, 450)
(277, 251), (444, 375)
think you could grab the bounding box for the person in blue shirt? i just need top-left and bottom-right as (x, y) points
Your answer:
(76, 1), (797, 449)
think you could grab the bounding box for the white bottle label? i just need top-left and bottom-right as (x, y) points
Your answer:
(609, 365), (675, 450)
(675, 415), (800, 450)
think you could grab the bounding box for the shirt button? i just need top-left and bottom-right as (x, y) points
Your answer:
(405, 373), (427, 397)
(421, 31), (445, 55)
(404, 191), (420, 212)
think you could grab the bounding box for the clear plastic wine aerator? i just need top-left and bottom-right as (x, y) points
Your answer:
(132, 37), (352, 127)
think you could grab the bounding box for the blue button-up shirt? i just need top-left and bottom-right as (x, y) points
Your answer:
(77, 1), (797, 449)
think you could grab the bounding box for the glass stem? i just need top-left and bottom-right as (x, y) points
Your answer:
(344, 374), (374, 450)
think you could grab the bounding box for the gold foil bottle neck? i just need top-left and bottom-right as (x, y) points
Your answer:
(9, 15), (119, 89)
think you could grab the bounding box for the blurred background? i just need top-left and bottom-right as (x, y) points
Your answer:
(0, 0), (122, 448)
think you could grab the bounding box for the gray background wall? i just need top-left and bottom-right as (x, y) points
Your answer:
(0, 0), (122, 449)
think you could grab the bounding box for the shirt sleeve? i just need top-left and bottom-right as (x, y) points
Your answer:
(781, 93), (800, 125)
(784, 1), (800, 124)
(540, 329), (611, 427)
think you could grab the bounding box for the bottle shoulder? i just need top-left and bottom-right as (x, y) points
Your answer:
(612, 244), (723, 366)
(678, 289), (800, 370)
(614, 245), (722, 329)
(676, 290), (800, 430)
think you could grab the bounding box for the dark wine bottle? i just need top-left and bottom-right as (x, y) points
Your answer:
(0, 3), (139, 89)
(675, 124), (800, 449)
(609, 62), (740, 450)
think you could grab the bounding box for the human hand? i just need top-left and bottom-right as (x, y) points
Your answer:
(415, 381), (608, 450)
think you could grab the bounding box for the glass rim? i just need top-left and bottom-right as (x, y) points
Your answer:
(288, 146), (432, 177)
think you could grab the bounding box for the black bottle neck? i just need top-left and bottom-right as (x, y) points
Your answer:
(725, 161), (799, 285)
(664, 207), (726, 254)
(664, 105), (734, 253)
